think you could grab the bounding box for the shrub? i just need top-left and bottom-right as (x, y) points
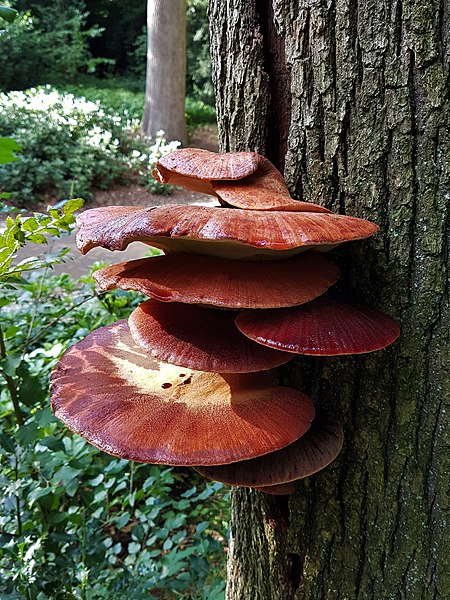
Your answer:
(0, 86), (180, 204)
(0, 208), (229, 598)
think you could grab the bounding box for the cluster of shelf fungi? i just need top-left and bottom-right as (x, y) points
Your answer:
(50, 149), (400, 496)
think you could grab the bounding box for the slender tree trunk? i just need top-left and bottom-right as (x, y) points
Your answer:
(208, 1), (450, 598)
(142, 0), (187, 145)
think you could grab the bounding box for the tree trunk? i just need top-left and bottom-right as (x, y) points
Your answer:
(208, 1), (450, 598)
(142, 0), (187, 145)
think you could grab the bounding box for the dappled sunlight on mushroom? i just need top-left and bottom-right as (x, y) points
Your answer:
(52, 147), (400, 499)
(51, 321), (315, 466)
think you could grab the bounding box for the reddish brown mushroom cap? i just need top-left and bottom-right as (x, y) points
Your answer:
(155, 148), (261, 181)
(236, 297), (401, 355)
(152, 149), (260, 196)
(50, 321), (315, 466)
(212, 156), (330, 212)
(153, 149), (330, 212)
(93, 252), (340, 309)
(76, 205), (379, 260)
(195, 420), (343, 487)
(128, 300), (293, 372)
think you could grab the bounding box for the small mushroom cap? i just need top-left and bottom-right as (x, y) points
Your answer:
(155, 148), (261, 181)
(50, 321), (315, 466)
(152, 149), (260, 196)
(93, 252), (340, 309)
(153, 149), (330, 212)
(236, 297), (401, 355)
(76, 205), (379, 260)
(195, 420), (343, 487)
(212, 156), (330, 212)
(128, 300), (293, 372)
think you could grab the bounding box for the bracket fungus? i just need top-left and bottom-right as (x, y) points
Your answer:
(75, 203), (378, 259)
(93, 252), (341, 309)
(154, 148), (332, 212)
(51, 148), (400, 496)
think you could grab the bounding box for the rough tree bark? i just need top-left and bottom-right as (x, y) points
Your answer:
(208, 1), (449, 598)
(142, 0), (187, 145)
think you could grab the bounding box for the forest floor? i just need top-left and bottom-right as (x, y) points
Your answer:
(17, 125), (219, 277)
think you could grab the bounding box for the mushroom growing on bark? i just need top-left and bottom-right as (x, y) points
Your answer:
(235, 297), (401, 355)
(51, 148), (399, 497)
(153, 148), (331, 212)
(51, 321), (314, 466)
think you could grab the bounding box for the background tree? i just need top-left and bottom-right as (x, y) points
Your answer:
(208, 0), (449, 598)
(142, 0), (187, 144)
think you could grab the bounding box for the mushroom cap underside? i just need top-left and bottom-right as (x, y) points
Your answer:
(195, 420), (343, 487)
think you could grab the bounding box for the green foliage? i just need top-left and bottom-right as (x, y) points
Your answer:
(0, 86), (180, 203)
(0, 1), (112, 91)
(185, 97), (217, 129)
(0, 198), (83, 281)
(186, 0), (214, 106)
(0, 5), (17, 23)
(0, 271), (229, 598)
(0, 207), (229, 598)
(0, 137), (21, 165)
(62, 80), (216, 130)
(61, 80), (145, 122)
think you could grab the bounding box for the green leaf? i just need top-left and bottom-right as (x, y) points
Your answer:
(0, 354), (21, 376)
(21, 218), (39, 232)
(63, 198), (84, 215)
(53, 465), (82, 484)
(28, 486), (54, 504)
(17, 363), (46, 407)
(128, 541), (141, 554)
(89, 473), (105, 486)
(16, 421), (41, 446)
(115, 512), (130, 529)
(0, 6), (18, 23)
(0, 431), (16, 453)
(27, 233), (47, 244)
(0, 137), (21, 164)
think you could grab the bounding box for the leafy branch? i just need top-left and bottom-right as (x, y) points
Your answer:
(0, 198), (84, 282)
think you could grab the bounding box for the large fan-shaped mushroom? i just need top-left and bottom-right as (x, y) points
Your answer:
(50, 321), (315, 466)
(76, 205), (379, 260)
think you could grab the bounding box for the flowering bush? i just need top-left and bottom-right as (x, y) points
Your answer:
(0, 86), (180, 204)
